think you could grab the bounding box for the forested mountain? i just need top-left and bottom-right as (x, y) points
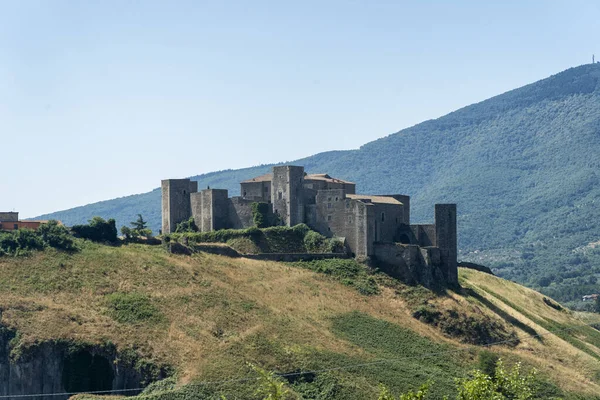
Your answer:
(36, 63), (600, 305)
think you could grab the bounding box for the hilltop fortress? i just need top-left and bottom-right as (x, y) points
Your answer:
(162, 165), (457, 285)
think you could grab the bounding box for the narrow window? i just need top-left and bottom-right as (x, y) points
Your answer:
(327, 203), (332, 209)
(243, 191), (247, 197)
(335, 197), (339, 201)
(381, 212), (385, 222)
(278, 192), (283, 200)
(348, 216), (352, 223)
(328, 197), (332, 201)
(264, 186), (268, 192)
(346, 202), (350, 209)
(14, 224), (18, 230)
(327, 215), (332, 221)
(183, 190), (187, 195)
(395, 217), (398, 224)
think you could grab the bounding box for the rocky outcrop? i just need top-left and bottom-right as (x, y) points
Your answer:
(0, 327), (168, 399)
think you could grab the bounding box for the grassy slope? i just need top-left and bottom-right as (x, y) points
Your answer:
(2, 244), (600, 399)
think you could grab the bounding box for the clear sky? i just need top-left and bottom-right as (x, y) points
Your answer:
(1, 0), (599, 218)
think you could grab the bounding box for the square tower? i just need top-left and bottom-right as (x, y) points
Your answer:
(271, 166), (305, 226)
(435, 204), (458, 285)
(161, 179), (198, 234)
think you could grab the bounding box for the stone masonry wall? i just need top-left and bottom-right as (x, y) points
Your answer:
(271, 166), (305, 226)
(371, 202), (405, 243)
(435, 204), (458, 285)
(410, 224), (436, 247)
(227, 197), (255, 229)
(373, 243), (445, 288)
(161, 179), (197, 234)
(240, 181), (270, 202)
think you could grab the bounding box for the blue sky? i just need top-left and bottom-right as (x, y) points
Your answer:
(1, 0), (599, 217)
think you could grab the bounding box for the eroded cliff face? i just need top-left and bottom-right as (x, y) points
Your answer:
(0, 327), (167, 399)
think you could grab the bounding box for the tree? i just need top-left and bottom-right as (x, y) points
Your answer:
(72, 217), (118, 243)
(123, 214), (152, 239)
(131, 214), (149, 232)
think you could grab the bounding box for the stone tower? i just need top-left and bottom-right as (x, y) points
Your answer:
(271, 165), (305, 226)
(161, 179), (198, 234)
(191, 189), (229, 232)
(435, 204), (458, 285)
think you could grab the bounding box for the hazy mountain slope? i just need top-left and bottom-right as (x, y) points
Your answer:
(2, 243), (600, 399)
(36, 64), (600, 303)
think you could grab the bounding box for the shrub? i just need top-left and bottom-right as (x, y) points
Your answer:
(105, 292), (163, 324)
(291, 259), (380, 295)
(303, 231), (328, 253)
(175, 217), (198, 233)
(291, 223), (310, 237)
(412, 305), (519, 346)
(0, 229), (44, 256)
(378, 382), (430, 400)
(37, 220), (76, 251)
(251, 202), (270, 228)
(456, 359), (539, 400)
(477, 350), (499, 377)
(71, 217), (118, 243)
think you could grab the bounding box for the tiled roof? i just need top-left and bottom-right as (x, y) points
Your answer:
(346, 194), (403, 205)
(305, 173), (354, 185)
(240, 173), (273, 183)
(240, 172), (354, 185)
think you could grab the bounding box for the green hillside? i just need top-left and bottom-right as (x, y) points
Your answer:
(35, 63), (600, 307)
(2, 241), (600, 399)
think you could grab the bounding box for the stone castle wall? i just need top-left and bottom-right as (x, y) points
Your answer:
(161, 165), (458, 286)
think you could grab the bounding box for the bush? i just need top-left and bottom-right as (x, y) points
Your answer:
(477, 350), (499, 377)
(0, 221), (77, 256)
(412, 305), (519, 346)
(37, 220), (76, 251)
(105, 292), (163, 324)
(0, 229), (44, 256)
(303, 231), (328, 253)
(291, 259), (380, 295)
(251, 202), (270, 228)
(175, 217), (198, 233)
(71, 217), (118, 243)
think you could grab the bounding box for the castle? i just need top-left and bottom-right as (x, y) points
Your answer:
(162, 165), (458, 285)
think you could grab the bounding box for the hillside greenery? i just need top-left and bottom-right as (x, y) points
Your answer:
(1, 240), (600, 398)
(34, 63), (600, 307)
(169, 224), (343, 254)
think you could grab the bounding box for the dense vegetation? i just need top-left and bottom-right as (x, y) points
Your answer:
(35, 63), (600, 307)
(71, 217), (118, 243)
(0, 220), (75, 255)
(169, 224), (343, 254)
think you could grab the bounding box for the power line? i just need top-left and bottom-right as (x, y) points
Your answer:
(0, 319), (599, 399)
